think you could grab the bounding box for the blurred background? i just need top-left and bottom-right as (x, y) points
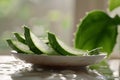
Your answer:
(0, 0), (108, 54)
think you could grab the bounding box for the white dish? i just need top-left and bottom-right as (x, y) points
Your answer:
(11, 52), (106, 67)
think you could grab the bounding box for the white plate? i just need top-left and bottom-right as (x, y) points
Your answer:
(11, 52), (106, 67)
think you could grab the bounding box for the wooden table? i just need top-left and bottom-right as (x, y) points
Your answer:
(0, 55), (119, 80)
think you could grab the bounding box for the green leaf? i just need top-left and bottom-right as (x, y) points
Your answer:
(74, 10), (120, 56)
(109, 0), (120, 11)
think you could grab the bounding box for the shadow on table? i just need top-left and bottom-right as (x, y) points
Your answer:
(11, 66), (107, 80)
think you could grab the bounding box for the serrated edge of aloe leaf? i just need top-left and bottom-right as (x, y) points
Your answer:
(74, 10), (118, 56)
(74, 10), (110, 48)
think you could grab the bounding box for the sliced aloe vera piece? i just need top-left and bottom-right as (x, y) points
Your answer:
(24, 26), (56, 55)
(14, 32), (26, 44)
(48, 32), (87, 56)
(6, 39), (33, 54)
(14, 32), (49, 45)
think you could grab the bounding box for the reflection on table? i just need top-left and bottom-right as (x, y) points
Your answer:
(0, 55), (119, 80)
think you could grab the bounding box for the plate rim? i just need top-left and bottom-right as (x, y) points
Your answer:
(10, 51), (106, 67)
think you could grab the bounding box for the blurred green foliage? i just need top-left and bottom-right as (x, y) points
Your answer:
(109, 0), (120, 11)
(17, 6), (31, 20)
(0, 0), (18, 17)
(48, 10), (71, 28)
(48, 10), (61, 22)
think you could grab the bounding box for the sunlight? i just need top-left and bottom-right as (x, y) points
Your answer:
(0, 75), (12, 80)
(0, 56), (32, 75)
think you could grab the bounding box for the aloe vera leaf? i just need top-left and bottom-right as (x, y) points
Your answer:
(14, 32), (26, 44)
(109, 0), (120, 11)
(48, 32), (87, 56)
(75, 10), (120, 56)
(6, 39), (33, 54)
(24, 26), (57, 55)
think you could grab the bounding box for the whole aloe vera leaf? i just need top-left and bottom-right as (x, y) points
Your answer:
(74, 10), (120, 56)
(109, 0), (120, 11)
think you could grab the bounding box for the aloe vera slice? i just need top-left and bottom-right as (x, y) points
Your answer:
(24, 26), (56, 55)
(14, 32), (26, 44)
(6, 39), (33, 54)
(48, 32), (87, 56)
(75, 10), (120, 55)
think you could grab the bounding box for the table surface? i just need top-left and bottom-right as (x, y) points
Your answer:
(0, 55), (119, 80)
